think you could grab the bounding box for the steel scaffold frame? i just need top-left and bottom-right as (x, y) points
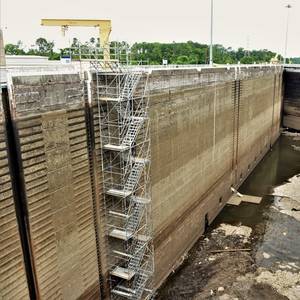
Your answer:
(90, 58), (154, 300)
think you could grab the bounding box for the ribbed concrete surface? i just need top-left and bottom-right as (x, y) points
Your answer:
(0, 91), (30, 299)
(148, 67), (283, 288)
(8, 74), (100, 299)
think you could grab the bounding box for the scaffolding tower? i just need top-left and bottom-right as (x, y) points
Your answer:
(90, 59), (154, 300)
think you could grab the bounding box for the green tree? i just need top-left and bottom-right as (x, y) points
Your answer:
(35, 38), (54, 56)
(4, 41), (25, 55)
(176, 55), (189, 64)
(240, 56), (255, 64)
(90, 37), (96, 44)
(71, 37), (80, 48)
(4, 38), (279, 64)
(291, 57), (300, 64)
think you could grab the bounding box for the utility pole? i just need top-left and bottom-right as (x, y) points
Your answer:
(0, 29), (5, 67)
(209, 0), (214, 66)
(284, 4), (292, 64)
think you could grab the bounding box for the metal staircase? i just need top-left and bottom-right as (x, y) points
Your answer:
(121, 73), (142, 100)
(122, 117), (144, 147)
(131, 272), (149, 300)
(126, 201), (145, 234)
(92, 59), (154, 300)
(111, 271), (149, 300)
(128, 239), (147, 271)
(107, 160), (145, 199)
(124, 160), (145, 193)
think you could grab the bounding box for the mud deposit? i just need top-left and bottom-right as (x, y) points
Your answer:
(156, 134), (300, 300)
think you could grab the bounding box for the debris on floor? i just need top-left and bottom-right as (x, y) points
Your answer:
(227, 194), (242, 206)
(291, 145), (300, 151)
(228, 193), (262, 206)
(282, 131), (300, 137)
(217, 223), (252, 241)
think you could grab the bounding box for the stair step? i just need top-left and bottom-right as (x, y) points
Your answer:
(131, 157), (149, 164)
(112, 250), (133, 258)
(112, 285), (137, 298)
(117, 285), (137, 294)
(103, 144), (130, 151)
(108, 210), (130, 218)
(133, 196), (149, 203)
(131, 116), (145, 121)
(111, 289), (133, 298)
(111, 267), (135, 280)
(106, 189), (132, 197)
(99, 97), (121, 102)
(109, 228), (133, 240)
(137, 234), (151, 242)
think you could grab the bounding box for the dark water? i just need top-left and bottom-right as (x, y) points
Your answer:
(240, 135), (300, 196)
(212, 134), (300, 270)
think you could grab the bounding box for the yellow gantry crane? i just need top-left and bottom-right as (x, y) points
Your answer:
(41, 19), (112, 60)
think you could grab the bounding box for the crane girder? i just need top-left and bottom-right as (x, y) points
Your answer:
(41, 19), (112, 60)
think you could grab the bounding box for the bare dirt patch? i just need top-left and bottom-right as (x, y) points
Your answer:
(156, 224), (282, 299)
(156, 216), (300, 300)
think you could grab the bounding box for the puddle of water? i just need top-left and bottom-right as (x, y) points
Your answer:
(240, 135), (300, 196)
(213, 134), (300, 269)
(256, 208), (300, 271)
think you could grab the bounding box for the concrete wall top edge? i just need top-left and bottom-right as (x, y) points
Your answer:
(147, 65), (283, 95)
(149, 65), (282, 76)
(10, 73), (81, 85)
(284, 69), (300, 74)
(7, 73), (84, 118)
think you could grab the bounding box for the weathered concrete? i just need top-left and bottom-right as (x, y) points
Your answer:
(0, 89), (30, 299)
(5, 73), (101, 299)
(148, 66), (282, 288)
(283, 68), (300, 130)
(0, 65), (283, 299)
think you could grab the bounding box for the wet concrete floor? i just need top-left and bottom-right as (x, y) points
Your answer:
(156, 134), (300, 299)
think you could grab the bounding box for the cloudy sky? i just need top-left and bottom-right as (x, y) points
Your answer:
(1, 0), (299, 56)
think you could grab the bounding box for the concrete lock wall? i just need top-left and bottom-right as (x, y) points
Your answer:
(283, 69), (300, 130)
(0, 65), (283, 299)
(4, 73), (101, 299)
(148, 66), (282, 288)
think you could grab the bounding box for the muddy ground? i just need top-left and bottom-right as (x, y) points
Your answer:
(156, 221), (290, 299)
(156, 134), (300, 300)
